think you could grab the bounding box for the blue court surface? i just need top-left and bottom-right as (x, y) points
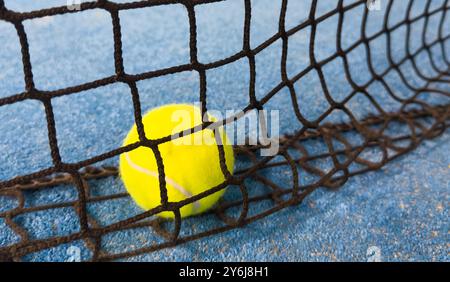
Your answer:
(0, 0), (449, 261)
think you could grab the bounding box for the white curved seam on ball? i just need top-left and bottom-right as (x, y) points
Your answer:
(124, 153), (201, 212)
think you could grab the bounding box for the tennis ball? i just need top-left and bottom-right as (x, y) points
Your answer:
(119, 104), (234, 219)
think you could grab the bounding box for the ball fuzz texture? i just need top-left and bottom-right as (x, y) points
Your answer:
(120, 104), (234, 219)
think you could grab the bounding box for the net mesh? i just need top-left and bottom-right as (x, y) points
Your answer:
(0, 0), (449, 261)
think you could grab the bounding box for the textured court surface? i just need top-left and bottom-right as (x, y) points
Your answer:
(0, 0), (449, 261)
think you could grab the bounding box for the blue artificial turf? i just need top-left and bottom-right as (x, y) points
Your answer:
(0, 0), (449, 261)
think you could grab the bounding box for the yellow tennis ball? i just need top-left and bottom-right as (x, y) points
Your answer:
(119, 104), (234, 219)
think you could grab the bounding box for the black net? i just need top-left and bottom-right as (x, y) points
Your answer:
(0, 0), (449, 261)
